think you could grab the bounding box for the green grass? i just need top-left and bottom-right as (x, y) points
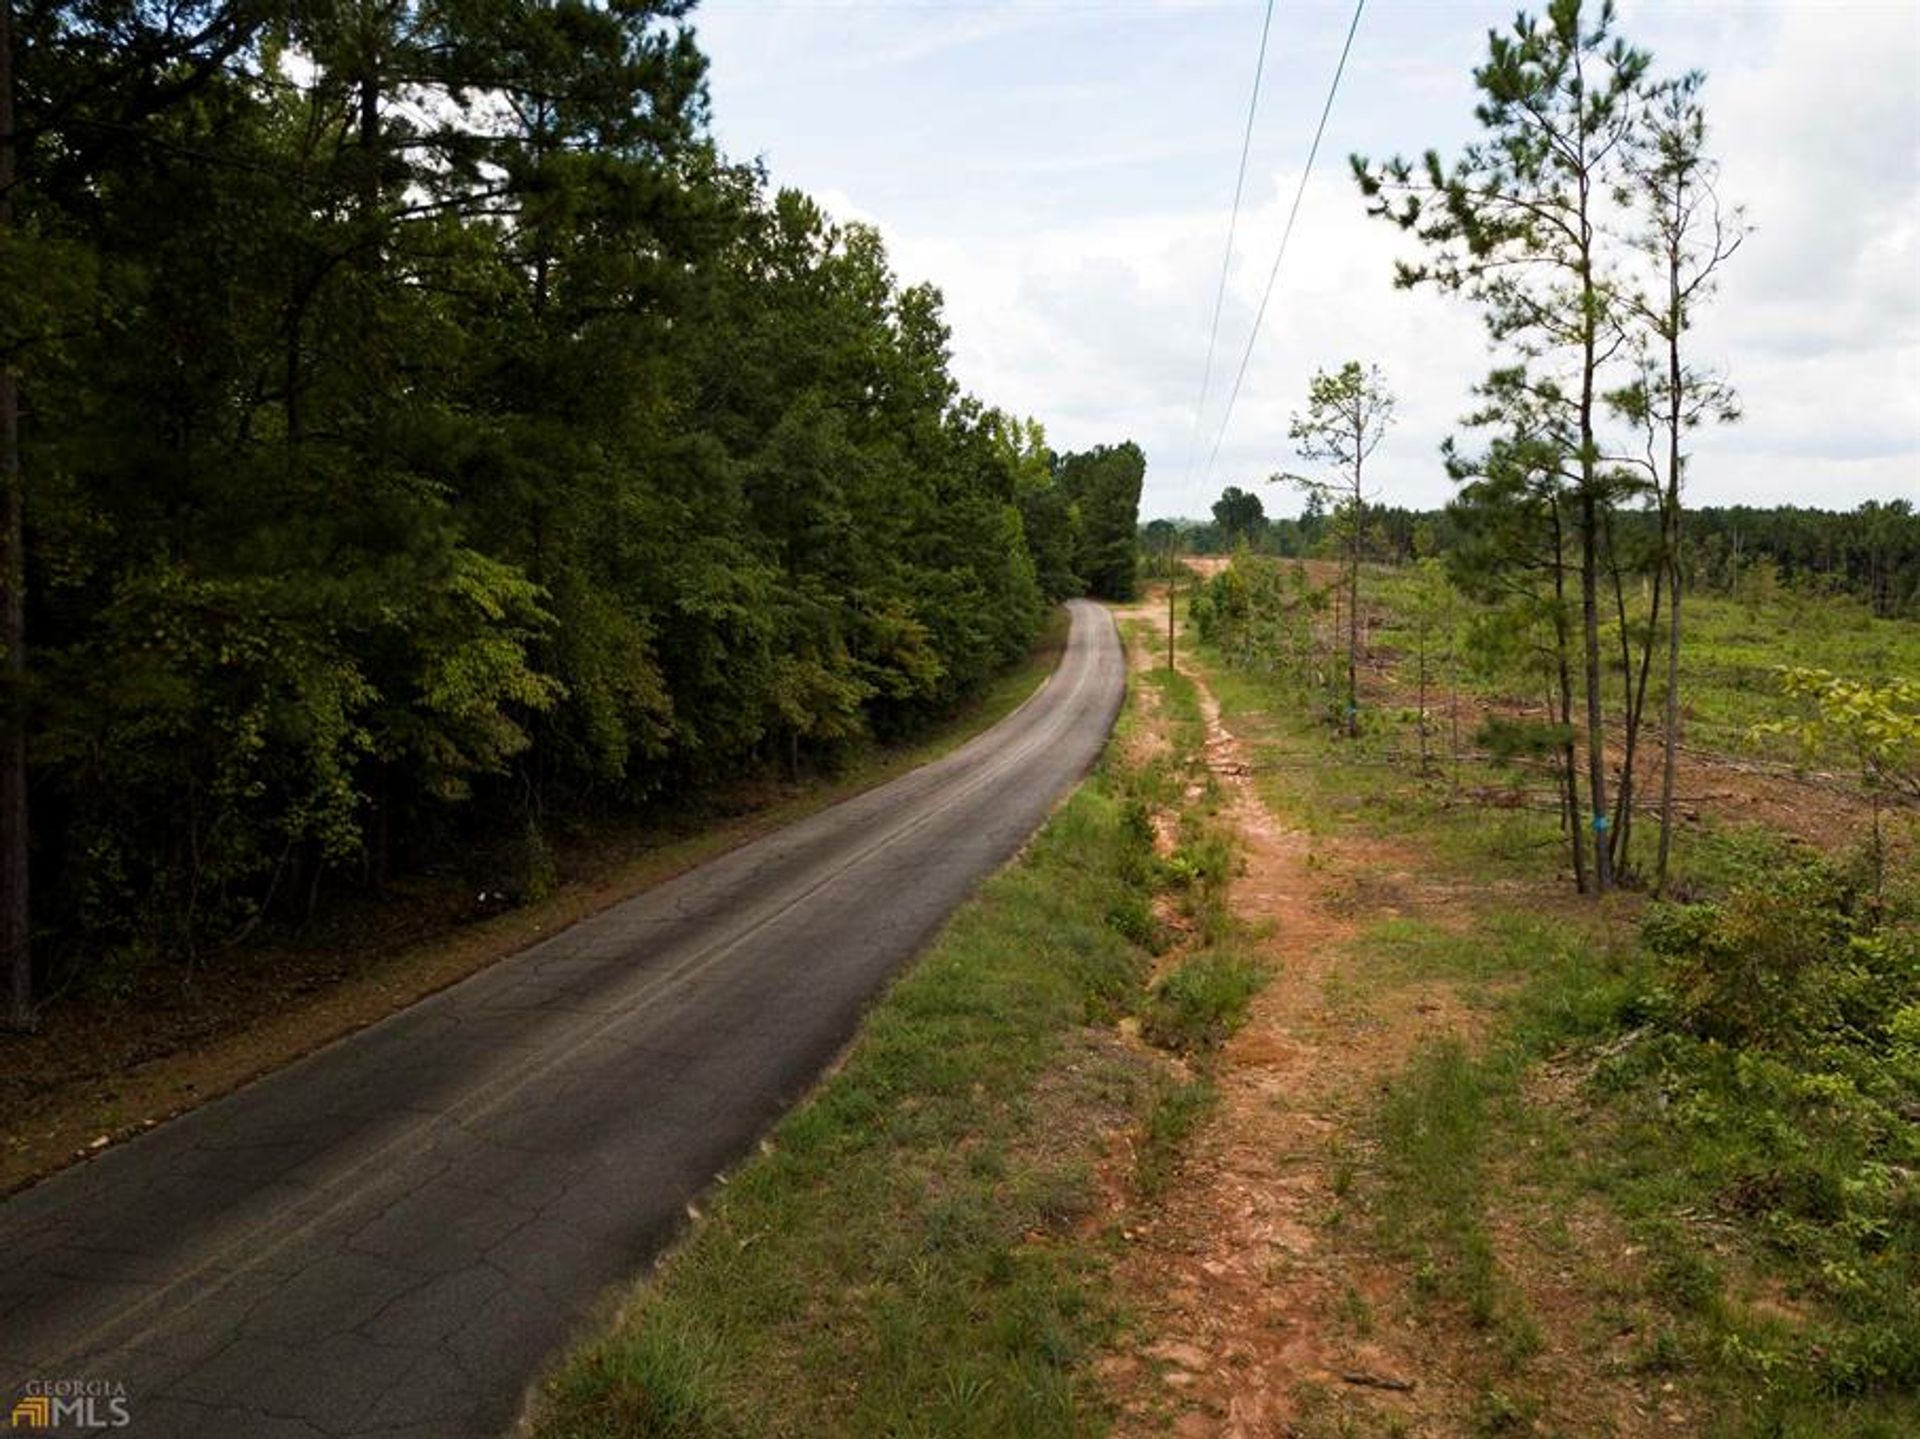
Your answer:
(531, 614), (1247, 1439)
(1186, 584), (1920, 1438)
(1351, 890), (1920, 1437)
(1140, 947), (1264, 1054)
(1675, 585), (1920, 756)
(1134, 1074), (1217, 1200)
(1123, 657), (1209, 807)
(1376, 1040), (1505, 1330)
(534, 777), (1157, 1439)
(1367, 563), (1920, 772)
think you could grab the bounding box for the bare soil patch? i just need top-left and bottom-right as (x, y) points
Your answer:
(1101, 589), (1673, 1437)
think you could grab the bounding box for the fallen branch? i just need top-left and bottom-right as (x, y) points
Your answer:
(1342, 1370), (1416, 1393)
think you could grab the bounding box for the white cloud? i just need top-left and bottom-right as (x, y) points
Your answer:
(696, 0), (1920, 518)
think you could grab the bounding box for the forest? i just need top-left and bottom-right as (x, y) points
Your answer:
(1153, 497), (1920, 621)
(0, 0), (1145, 1022)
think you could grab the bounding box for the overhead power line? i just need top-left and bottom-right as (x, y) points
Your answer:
(1201, 0), (1367, 488)
(1181, 0), (1277, 501)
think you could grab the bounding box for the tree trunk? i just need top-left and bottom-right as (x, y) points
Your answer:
(1552, 502), (1589, 894)
(1609, 508), (1663, 880)
(1329, 580), (1341, 712)
(1448, 632), (1461, 792)
(0, 0), (31, 1029)
(284, 310), (304, 446)
(1655, 230), (1687, 896)
(1655, 508), (1682, 894)
(1416, 619), (1429, 773)
(1579, 487), (1611, 891)
(1577, 200), (1613, 892)
(1347, 462), (1361, 738)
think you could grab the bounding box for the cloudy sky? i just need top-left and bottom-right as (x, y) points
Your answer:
(690, 0), (1919, 520)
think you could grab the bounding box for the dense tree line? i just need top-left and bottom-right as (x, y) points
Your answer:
(1053, 442), (1145, 602)
(1684, 503), (1920, 618)
(1157, 497), (1918, 620)
(0, 0), (1140, 1019)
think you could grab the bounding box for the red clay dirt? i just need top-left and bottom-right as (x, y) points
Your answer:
(1099, 592), (1694, 1437)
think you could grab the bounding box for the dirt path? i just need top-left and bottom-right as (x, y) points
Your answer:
(1103, 592), (1722, 1437)
(1104, 599), (1478, 1433)
(1098, 587), (1559, 1437)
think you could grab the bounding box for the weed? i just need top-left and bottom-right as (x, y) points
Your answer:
(1103, 894), (1159, 952)
(1136, 1074), (1216, 1199)
(1469, 1385), (1540, 1435)
(1140, 948), (1264, 1053)
(1338, 1282), (1376, 1338)
(541, 1324), (733, 1439)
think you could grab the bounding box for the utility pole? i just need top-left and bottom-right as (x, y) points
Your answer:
(1166, 529), (1177, 672)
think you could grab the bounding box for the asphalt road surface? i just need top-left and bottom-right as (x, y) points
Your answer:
(0, 599), (1125, 1438)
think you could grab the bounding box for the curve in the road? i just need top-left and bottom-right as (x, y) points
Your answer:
(0, 598), (1125, 1439)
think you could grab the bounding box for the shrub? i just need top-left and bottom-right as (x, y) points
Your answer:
(1140, 949), (1264, 1053)
(1641, 861), (1852, 1049)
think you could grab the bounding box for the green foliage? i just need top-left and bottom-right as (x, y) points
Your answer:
(1757, 669), (1920, 799)
(1210, 485), (1266, 549)
(1640, 866), (1857, 1050)
(1690, 502), (1920, 621)
(1473, 714), (1572, 764)
(1614, 845), (1920, 1408)
(1287, 361), (1395, 486)
(5, 4), (1141, 986)
(1054, 442), (1146, 601)
(1191, 555), (1336, 712)
(1140, 948), (1264, 1054)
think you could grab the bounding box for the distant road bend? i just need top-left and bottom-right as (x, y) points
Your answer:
(0, 599), (1125, 1438)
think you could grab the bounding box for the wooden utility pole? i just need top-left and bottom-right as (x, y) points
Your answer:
(0, 0), (30, 1030)
(1166, 531), (1177, 672)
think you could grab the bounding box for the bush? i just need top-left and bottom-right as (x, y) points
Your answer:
(1621, 849), (1920, 1402)
(1140, 949), (1264, 1053)
(1640, 859), (1852, 1049)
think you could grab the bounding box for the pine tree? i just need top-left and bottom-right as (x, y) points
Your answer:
(1356, 0), (1650, 891)
(1613, 72), (1742, 894)
(1283, 361), (1395, 738)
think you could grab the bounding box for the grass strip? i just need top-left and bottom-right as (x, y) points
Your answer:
(532, 759), (1164, 1438)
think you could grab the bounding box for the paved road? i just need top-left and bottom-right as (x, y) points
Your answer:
(0, 600), (1124, 1438)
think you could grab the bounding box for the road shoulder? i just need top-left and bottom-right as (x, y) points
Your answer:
(0, 613), (1070, 1198)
